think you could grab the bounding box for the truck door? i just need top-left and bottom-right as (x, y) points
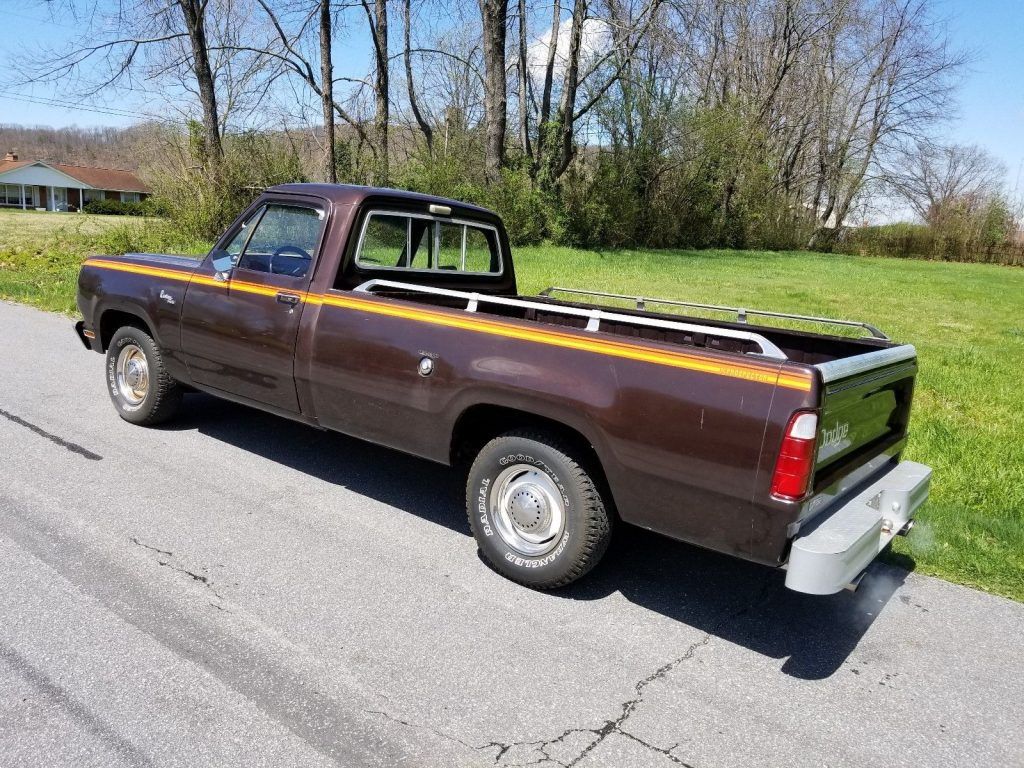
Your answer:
(307, 208), (506, 460)
(180, 199), (326, 412)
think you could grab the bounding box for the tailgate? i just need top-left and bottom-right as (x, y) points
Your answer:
(811, 345), (918, 493)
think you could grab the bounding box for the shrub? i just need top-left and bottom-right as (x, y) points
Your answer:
(93, 220), (211, 256)
(147, 122), (310, 240)
(839, 215), (1024, 266)
(83, 198), (149, 216)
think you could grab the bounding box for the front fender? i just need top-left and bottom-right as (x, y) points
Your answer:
(94, 297), (165, 350)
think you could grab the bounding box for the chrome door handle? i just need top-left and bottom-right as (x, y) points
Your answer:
(276, 292), (301, 306)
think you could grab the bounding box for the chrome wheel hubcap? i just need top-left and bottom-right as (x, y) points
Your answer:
(490, 464), (566, 556)
(116, 344), (149, 405)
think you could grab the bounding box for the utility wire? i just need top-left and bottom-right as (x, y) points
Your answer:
(0, 90), (182, 125)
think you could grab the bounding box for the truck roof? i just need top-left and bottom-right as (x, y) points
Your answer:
(266, 183), (496, 217)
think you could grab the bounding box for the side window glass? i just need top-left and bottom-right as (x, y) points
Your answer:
(437, 222), (462, 270)
(211, 209), (262, 272)
(237, 204), (322, 278)
(225, 214), (257, 258)
(437, 222), (498, 272)
(360, 214), (408, 266)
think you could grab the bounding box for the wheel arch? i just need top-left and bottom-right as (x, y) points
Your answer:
(98, 304), (157, 351)
(449, 403), (617, 515)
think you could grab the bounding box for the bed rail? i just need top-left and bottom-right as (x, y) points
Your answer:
(538, 286), (889, 340)
(353, 279), (789, 360)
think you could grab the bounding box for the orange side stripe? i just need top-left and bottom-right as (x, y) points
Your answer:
(86, 258), (195, 282)
(83, 258), (812, 391)
(317, 292), (810, 390)
(319, 291), (804, 380)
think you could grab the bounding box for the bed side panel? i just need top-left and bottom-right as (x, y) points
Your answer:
(306, 295), (799, 561)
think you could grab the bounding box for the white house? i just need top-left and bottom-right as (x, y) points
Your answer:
(0, 151), (151, 212)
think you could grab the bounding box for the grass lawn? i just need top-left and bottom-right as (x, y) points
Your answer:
(0, 209), (209, 312)
(2, 210), (1022, 600)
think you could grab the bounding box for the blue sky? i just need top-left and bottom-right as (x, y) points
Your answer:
(936, 0), (1024, 193)
(1, 0), (1021, 193)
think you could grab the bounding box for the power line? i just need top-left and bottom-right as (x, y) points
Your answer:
(0, 90), (150, 120)
(0, 90), (182, 125)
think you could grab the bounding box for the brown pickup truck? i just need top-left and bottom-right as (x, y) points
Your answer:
(75, 184), (931, 594)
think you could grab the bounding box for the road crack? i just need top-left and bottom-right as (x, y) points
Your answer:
(480, 574), (779, 767)
(356, 576), (779, 768)
(364, 708), (478, 751)
(128, 536), (172, 557)
(129, 536), (225, 604)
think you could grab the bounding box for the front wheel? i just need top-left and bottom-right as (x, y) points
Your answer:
(466, 430), (613, 589)
(105, 326), (182, 426)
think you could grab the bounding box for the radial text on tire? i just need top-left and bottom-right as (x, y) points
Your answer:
(466, 430), (613, 589)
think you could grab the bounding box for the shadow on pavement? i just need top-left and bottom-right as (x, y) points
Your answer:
(559, 526), (911, 680)
(166, 393), (470, 535)
(170, 393), (912, 681)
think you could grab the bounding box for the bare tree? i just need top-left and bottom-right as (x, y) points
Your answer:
(538, 0), (562, 142)
(807, 0), (964, 245)
(890, 141), (1006, 224)
(320, 0), (337, 182)
(179, 0), (225, 163)
(546, 0), (587, 181)
(250, 0), (377, 180)
(362, 0), (390, 184)
(404, 0), (435, 153)
(15, 0), (247, 171)
(515, 0), (531, 158)
(529, 0), (664, 185)
(480, 0), (509, 182)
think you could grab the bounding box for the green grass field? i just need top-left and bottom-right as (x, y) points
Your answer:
(0, 209), (209, 312)
(2, 209), (1022, 599)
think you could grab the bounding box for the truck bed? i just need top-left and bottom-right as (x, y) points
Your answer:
(359, 281), (894, 366)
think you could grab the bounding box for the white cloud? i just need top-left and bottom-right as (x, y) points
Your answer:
(526, 17), (611, 84)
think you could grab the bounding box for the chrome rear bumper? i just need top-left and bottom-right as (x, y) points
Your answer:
(785, 460), (932, 595)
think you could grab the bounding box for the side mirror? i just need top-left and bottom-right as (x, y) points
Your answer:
(210, 249), (235, 280)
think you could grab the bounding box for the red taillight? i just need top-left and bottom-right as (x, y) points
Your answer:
(770, 411), (818, 501)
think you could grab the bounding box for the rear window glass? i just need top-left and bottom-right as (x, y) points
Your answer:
(464, 227), (495, 272)
(355, 211), (501, 275)
(359, 214), (406, 267)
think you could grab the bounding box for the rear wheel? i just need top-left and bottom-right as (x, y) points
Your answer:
(466, 430), (613, 589)
(105, 326), (182, 425)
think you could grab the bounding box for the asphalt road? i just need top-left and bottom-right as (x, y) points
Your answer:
(1, 299), (1022, 768)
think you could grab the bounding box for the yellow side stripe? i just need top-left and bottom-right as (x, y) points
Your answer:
(84, 258), (813, 391)
(316, 292), (811, 390)
(86, 258), (195, 282)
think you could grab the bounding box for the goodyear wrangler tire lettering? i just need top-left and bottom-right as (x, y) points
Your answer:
(466, 430), (613, 590)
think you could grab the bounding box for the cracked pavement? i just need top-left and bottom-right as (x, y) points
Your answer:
(1, 299), (1022, 767)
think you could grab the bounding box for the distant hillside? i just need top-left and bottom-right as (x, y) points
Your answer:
(0, 124), (159, 170)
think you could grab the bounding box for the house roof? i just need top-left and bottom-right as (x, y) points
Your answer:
(0, 159), (32, 174)
(0, 159), (151, 193)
